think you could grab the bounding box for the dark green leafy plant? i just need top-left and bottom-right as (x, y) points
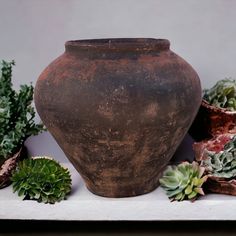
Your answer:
(11, 157), (72, 204)
(0, 60), (44, 160)
(160, 161), (207, 201)
(203, 78), (236, 111)
(202, 135), (236, 178)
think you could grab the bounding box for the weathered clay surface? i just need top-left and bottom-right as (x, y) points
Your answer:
(0, 147), (25, 188)
(205, 176), (236, 196)
(35, 38), (201, 197)
(189, 99), (236, 141)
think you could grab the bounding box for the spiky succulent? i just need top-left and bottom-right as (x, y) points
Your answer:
(203, 78), (236, 111)
(160, 161), (207, 201)
(202, 135), (236, 178)
(11, 157), (72, 204)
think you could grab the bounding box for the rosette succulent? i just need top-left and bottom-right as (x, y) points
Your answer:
(202, 135), (236, 178)
(11, 157), (72, 204)
(203, 78), (236, 111)
(160, 161), (207, 201)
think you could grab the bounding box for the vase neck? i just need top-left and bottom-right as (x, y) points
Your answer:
(65, 38), (170, 59)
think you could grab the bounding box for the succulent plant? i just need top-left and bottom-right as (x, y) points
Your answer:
(0, 60), (45, 189)
(0, 60), (45, 160)
(11, 157), (72, 204)
(202, 135), (236, 178)
(203, 78), (236, 111)
(160, 161), (207, 201)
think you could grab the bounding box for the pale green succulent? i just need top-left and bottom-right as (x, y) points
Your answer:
(11, 157), (72, 204)
(160, 161), (207, 201)
(203, 78), (236, 111)
(203, 136), (236, 178)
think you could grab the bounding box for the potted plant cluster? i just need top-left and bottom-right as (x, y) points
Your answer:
(161, 79), (236, 201)
(0, 60), (44, 188)
(189, 79), (236, 141)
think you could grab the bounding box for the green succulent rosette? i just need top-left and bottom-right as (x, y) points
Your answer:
(11, 157), (72, 204)
(202, 135), (236, 179)
(160, 161), (207, 201)
(203, 78), (236, 111)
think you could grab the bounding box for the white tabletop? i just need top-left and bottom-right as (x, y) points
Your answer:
(1, 161), (236, 221)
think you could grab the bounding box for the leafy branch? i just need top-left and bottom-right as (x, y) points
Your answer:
(0, 60), (45, 159)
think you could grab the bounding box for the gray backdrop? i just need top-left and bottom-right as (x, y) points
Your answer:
(0, 0), (236, 162)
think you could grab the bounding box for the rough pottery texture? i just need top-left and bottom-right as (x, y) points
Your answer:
(189, 99), (236, 141)
(35, 38), (201, 197)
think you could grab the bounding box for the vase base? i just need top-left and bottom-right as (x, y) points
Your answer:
(85, 177), (161, 198)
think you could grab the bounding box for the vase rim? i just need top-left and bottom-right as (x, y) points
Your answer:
(65, 38), (170, 52)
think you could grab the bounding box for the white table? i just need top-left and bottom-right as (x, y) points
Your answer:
(1, 162), (236, 221)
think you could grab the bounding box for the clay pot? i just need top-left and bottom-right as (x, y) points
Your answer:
(204, 176), (236, 196)
(193, 134), (236, 196)
(34, 38), (201, 197)
(0, 147), (26, 188)
(189, 99), (236, 141)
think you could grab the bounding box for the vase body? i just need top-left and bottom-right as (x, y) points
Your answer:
(35, 38), (201, 197)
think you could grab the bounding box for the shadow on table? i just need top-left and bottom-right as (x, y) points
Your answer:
(171, 133), (195, 164)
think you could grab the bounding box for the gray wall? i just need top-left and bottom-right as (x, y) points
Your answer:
(0, 0), (236, 162)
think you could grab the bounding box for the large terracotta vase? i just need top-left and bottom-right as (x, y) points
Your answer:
(34, 38), (201, 197)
